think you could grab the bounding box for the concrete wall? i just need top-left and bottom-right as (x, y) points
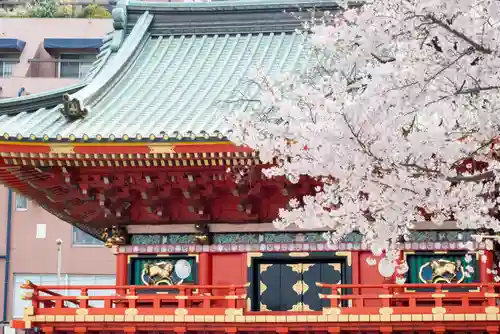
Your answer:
(0, 260), (5, 321)
(0, 186), (115, 320)
(0, 18), (113, 97)
(9, 196), (115, 275)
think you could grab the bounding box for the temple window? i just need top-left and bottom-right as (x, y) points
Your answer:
(72, 226), (104, 246)
(0, 54), (17, 78)
(14, 193), (28, 211)
(59, 53), (96, 79)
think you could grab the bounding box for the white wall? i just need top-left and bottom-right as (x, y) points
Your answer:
(12, 274), (115, 318)
(1, 325), (16, 334)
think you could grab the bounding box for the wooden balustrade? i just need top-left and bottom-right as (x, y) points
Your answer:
(21, 281), (248, 316)
(317, 282), (499, 315)
(20, 280), (500, 317)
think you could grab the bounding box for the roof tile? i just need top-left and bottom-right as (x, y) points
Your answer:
(0, 32), (308, 141)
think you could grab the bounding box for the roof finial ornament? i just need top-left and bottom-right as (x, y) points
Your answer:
(62, 94), (89, 120)
(110, 0), (129, 51)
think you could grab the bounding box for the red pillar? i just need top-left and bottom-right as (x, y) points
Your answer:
(198, 252), (211, 298)
(392, 251), (405, 306)
(480, 250), (494, 283)
(199, 252), (211, 285)
(116, 252), (128, 294)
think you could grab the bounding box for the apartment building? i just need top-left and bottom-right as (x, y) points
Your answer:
(0, 17), (115, 324)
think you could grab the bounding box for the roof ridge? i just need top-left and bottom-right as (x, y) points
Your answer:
(84, 31), (115, 81)
(128, 0), (337, 10)
(126, 0), (339, 36)
(61, 11), (154, 120)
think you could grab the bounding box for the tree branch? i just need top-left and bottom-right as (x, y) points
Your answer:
(448, 170), (495, 183)
(341, 112), (380, 160)
(423, 14), (493, 54)
(456, 85), (500, 95)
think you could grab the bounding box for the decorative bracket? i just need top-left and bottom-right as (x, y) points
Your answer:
(101, 225), (129, 248)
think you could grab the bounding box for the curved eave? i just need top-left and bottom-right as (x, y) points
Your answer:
(0, 161), (104, 240)
(64, 12), (154, 113)
(0, 84), (86, 115)
(0, 140), (257, 168)
(0, 140), (255, 159)
(0, 133), (233, 143)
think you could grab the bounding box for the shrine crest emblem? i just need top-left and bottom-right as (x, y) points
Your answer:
(141, 259), (192, 286)
(418, 259), (465, 284)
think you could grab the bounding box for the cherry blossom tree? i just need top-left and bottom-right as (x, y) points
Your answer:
(229, 0), (500, 274)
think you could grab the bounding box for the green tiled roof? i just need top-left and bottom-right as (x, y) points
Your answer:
(0, 0), (336, 142)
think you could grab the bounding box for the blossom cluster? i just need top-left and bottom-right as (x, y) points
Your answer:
(229, 0), (500, 272)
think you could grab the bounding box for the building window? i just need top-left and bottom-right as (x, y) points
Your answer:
(72, 226), (103, 246)
(0, 60), (14, 78)
(0, 54), (17, 78)
(59, 54), (96, 79)
(13, 274), (116, 318)
(15, 193), (28, 211)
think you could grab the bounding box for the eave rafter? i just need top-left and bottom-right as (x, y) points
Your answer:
(0, 163), (104, 239)
(0, 141), (259, 168)
(0, 141), (320, 236)
(3, 165), (317, 226)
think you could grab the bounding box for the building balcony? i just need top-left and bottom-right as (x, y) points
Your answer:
(0, 77), (80, 98)
(12, 281), (500, 333)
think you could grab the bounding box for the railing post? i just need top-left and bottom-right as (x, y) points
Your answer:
(177, 286), (186, 308)
(202, 294), (211, 309)
(185, 286), (193, 308)
(408, 284), (416, 308)
(128, 287), (137, 309)
(31, 282), (40, 311)
(227, 286), (236, 308)
(434, 285), (443, 308)
(55, 299), (64, 309)
(381, 285), (391, 308)
(330, 284), (339, 308)
(486, 284), (497, 307)
(153, 289), (161, 309)
(104, 287), (113, 309)
(202, 285), (211, 308)
(79, 288), (89, 309)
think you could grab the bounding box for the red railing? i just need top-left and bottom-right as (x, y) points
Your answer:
(318, 282), (499, 315)
(21, 281), (500, 317)
(22, 281), (248, 316)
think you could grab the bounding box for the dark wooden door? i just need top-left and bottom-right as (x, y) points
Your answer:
(302, 262), (343, 311)
(257, 261), (343, 311)
(258, 263), (302, 311)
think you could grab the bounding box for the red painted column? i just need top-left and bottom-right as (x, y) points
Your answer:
(392, 251), (405, 306)
(480, 250), (494, 283)
(350, 252), (360, 300)
(115, 250), (128, 293)
(199, 252), (211, 287)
